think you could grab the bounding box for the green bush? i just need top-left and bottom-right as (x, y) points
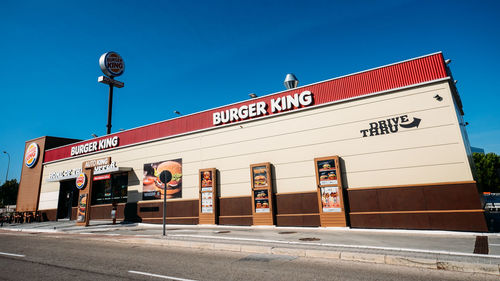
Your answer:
(473, 152), (500, 193)
(0, 179), (19, 207)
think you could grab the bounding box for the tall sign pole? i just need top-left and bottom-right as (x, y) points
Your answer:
(107, 84), (114, 135)
(99, 52), (125, 135)
(159, 171), (172, 236)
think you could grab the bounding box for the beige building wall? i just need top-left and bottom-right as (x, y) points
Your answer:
(39, 80), (472, 209)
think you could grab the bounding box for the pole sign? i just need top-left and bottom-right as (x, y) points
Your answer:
(98, 76), (124, 88)
(99, 52), (125, 77)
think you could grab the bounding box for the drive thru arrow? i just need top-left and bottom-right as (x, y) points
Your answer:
(399, 118), (421, 129)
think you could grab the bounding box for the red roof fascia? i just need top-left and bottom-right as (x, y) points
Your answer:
(43, 53), (447, 163)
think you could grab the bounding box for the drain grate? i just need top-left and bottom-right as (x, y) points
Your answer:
(239, 254), (296, 262)
(215, 230), (231, 234)
(278, 231), (297, 235)
(473, 236), (488, 255)
(299, 237), (320, 241)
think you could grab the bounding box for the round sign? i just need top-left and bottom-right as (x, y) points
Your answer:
(76, 173), (87, 190)
(25, 142), (39, 168)
(99, 51), (125, 77)
(159, 170), (172, 185)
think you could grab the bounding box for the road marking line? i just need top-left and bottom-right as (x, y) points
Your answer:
(490, 244), (500, 246)
(0, 251), (25, 257)
(129, 270), (199, 281)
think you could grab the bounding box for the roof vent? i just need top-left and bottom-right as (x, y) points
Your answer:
(284, 73), (299, 89)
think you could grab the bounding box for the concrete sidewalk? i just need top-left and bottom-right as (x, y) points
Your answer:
(2, 220), (500, 276)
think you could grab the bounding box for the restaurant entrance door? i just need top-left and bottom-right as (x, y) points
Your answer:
(57, 180), (78, 220)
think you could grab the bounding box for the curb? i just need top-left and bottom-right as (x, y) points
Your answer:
(136, 223), (500, 238)
(4, 228), (58, 233)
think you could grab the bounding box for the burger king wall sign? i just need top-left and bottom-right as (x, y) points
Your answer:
(76, 173), (87, 190)
(25, 142), (39, 168)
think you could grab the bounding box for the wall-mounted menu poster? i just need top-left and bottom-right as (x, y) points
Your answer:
(201, 170), (213, 192)
(320, 186), (341, 212)
(77, 193), (88, 223)
(143, 158), (182, 200)
(252, 165), (269, 188)
(316, 159), (338, 185)
(254, 189), (270, 213)
(200, 170), (214, 214)
(201, 191), (213, 213)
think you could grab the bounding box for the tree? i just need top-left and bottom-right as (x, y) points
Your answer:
(473, 152), (500, 193)
(0, 179), (19, 207)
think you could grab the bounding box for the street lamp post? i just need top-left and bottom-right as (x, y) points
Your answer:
(3, 151), (10, 183)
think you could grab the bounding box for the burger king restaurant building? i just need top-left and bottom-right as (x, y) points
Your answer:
(17, 52), (487, 232)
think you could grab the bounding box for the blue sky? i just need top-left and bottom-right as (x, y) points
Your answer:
(1, 0), (499, 182)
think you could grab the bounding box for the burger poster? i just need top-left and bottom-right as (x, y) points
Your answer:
(320, 186), (341, 212)
(77, 194), (88, 222)
(200, 170), (214, 213)
(317, 159), (338, 185)
(201, 170), (213, 192)
(252, 166), (268, 188)
(143, 159), (182, 200)
(254, 190), (270, 213)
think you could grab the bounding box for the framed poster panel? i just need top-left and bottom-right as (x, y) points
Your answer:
(76, 168), (94, 227)
(198, 168), (217, 224)
(314, 156), (347, 227)
(250, 163), (274, 225)
(143, 159), (182, 200)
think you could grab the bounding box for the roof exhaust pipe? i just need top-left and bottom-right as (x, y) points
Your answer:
(284, 73), (299, 89)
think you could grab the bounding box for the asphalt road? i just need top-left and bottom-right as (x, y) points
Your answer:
(0, 232), (496, 281)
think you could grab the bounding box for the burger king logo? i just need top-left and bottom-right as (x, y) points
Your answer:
(76, 173), (87, 190)
(99, 51), (125, 77)
(25, 142), (39, 168)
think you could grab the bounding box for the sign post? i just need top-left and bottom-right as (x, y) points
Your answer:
(199, 168), (218, 225)
(314, 156), (347, 227)
(98, 51), (125, 135)
(159, 170), (172, 236)
(76, 157), (112, 227)
(250, 163), (275, 225)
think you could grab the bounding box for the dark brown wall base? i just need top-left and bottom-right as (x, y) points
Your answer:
(136, 200), (198, 224)
(348, 181), (488, 232)
(141, 217), (198, 225)
(219, 193), (321, 226)
(88, 204), (126, 220)
(350, 211), (486, 232)
(41, 209), (57, 221)
(275, 192), (320, 227)
(276, 215), (320, 227)
(219, 216), (252, 226)
(219, 197), (252, 226)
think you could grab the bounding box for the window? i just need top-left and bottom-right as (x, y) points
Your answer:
(91, 172), (128, 205)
